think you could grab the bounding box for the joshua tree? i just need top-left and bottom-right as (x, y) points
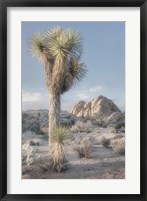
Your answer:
(29, 27), (86, 145)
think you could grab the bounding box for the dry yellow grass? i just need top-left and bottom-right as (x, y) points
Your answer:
(71, 120), (92, 133)
(112, 138), (125, 154)
(73, 136), (94, 158)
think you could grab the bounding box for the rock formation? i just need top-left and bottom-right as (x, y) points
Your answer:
(70, 96), (123, 123)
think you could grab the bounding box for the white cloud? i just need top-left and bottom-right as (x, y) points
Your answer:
(77, 92), (89, 100)
(73, 86), (103, 103)
(89, 86), (102, 93)
(22, 86), (104, 111)
(22, 89), (43, 102)
(22, 89), (49, 110)
(75, 86), (102, 101)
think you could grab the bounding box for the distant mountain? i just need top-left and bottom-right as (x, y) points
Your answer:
(24, 109), (48, 113)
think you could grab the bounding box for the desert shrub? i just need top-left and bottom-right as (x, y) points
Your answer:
(119, 126), (125, 132)
(22, 114), (48, 135)
(22, 113), (28, 132)
(91, 118), (99, 126)
(109, 127), (116, 133)
(22, 116), (40, 133)
(115, 121), (125, 130)
(29, 140), (40, 146)
(79, 117), (87, 123)
(22, 111), (49, 133)
(71, 120), (92, 133)
(40, 127), (48, 135)
(88, 135), (95, 142)
(95, 120), (107, 128)
(112, 138), (125, 154)
(78, 116), (91, 123)
(60, 119), (73, 128)
(73, 136), (94, 158)
(100, 137), (110, 148)
(26, 148), (37, 166)
(87, 130), (91, 133)
(22, 113), (28, 123)
(113, 134), (124, 140)
(36, 130), (46, 135)
(49, 127), (70, 172)
(22, 153), (27, 165)
(70, 118), (75, 125)
(34, 156), (50, 172)
(71, 125), (77, 133)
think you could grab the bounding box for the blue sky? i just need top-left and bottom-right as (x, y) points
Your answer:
(22, 22), (125, 111)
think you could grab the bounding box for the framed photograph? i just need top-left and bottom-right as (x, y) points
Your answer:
(0, 0), (146, 200)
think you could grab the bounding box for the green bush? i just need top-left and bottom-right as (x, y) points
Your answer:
(95, 120), (107, 128)
(100, 137), (110, 148)
(115, 121), (125, 130)
(36, 130), (46, 135)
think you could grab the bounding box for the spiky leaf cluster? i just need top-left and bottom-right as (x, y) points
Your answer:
(50, 126), (70, 172)
(52, 126), (70, 144)
(29, 26), (87, 94)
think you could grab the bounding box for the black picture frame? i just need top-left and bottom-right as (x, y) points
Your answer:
(0, 0), (147, 200)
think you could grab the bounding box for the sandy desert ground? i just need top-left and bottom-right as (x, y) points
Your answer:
(22, 126), (125, 179)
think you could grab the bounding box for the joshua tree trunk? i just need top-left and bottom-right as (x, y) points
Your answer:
(48, 92), (60, 146)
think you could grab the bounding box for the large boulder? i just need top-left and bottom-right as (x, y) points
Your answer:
(69, 96), (123, 123)
(69, 101), (86, 116)
(90, 96), (120, 117)
(106, 112), (124, 123)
